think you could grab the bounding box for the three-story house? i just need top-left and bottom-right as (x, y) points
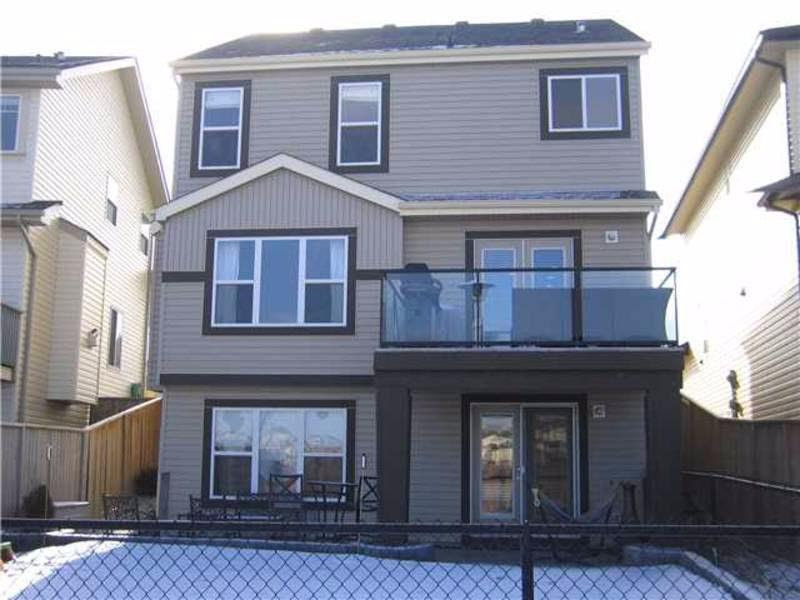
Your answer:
(152, 19), (684, 523)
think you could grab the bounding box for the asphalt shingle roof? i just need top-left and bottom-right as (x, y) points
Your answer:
(1, 56), (123, 70)
(184, 19), (643, 60)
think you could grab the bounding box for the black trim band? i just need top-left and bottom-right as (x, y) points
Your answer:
(160, 373), (374, 386)
(162, 271), (206, 283)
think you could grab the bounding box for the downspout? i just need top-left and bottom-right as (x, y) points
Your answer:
(15, 216), (36, 424)
(140, 228), (158, 393)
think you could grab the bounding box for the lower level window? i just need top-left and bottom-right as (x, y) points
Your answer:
(108, 308), (123, 367)
(210, 407), (347, 498)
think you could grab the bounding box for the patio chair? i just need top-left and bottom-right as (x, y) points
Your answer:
(103, 494), (140, 521)
(309, 481), (360, 524)
(356, 476), (379, 523)
(269, 474), (305, 522)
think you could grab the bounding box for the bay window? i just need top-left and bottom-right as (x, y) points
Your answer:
(209, 406), (349, 498)
(211, 234), (349, 329)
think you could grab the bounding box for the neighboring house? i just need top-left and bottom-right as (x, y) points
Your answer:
(663, 26), (800, 420)
(152, 19), (685, 524)
(0, 55), (169, 428)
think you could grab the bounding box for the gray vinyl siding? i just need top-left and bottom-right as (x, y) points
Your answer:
(173, 58), (644, 198)
(163, 169), (402, 272)
(158, 385), (376, 518)
(408, 393), (463, 522)
(407, 392), (647, 522)
(0, 88), (40, 204)
(586, 392), (646, 516)
(403, 214), (651, 268)
(45, 229), (86, 401)
(157, 168), (401, 377)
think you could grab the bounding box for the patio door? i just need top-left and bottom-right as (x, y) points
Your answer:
(471, 403), (578, 523)
(523, 407), (577, 521)
(473, 238), (574, 341)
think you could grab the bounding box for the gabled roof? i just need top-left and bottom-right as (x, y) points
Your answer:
(0, 200), (62, 226)
(662, 25), (800, 237)
(173, 19), (649, 73)
(1, 55), (169, 207)
(155, 154), (402, 221)
(183, 19), (643, 60)
(755, 172), (800, 211)
(155, 154), (661, 221)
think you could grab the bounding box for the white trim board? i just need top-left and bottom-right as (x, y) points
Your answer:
(172, 41), (650, 74)
(155, 154), (660, 221)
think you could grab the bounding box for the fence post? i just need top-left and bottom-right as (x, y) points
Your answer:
(521, 518), (533, 600)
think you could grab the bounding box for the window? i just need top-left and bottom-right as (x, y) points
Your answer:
(211, 234), (349, 329)
(209, 407), (348, 498)
(105, 175), (118, 225)
(1, 95), (21, 152)
(329, 75), (389, 173)
(191, 81), (251, 176)
(139, 234), (149, 256)
(108, 308), (123, 367)
(540, 68), (629, 139)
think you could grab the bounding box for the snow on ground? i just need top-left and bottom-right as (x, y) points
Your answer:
(2, 540), (733, 599)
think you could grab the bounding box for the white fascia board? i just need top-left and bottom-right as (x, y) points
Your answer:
(399, 197), (661, 217)
(155, 154), (402, 221)
(56, 58), (136, 82)
(172, 41), (650, 74)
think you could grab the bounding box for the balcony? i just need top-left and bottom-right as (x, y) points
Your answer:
(381, 267), (677, 348)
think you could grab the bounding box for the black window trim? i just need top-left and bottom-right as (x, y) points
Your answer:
(190, 80), (252, 178)
(329, 74), (390, 174)
(539, 66), (630, 140)
(202, 227), (357, 336)
(201, 398), (357, 507)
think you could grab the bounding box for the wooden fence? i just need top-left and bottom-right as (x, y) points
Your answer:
(682, 398), (800, 523)
(1, 397), (161, 517)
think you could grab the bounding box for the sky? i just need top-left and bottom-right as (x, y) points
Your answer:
(1, 0), (797, 262)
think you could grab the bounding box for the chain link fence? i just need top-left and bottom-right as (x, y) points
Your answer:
(2, 519), (799, 599)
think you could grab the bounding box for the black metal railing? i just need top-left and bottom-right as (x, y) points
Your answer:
(1, 303), (21, 370)
(381, 267), (678, 348)
(2, 518), (799, 599)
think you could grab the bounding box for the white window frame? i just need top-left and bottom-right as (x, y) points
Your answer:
(547, 73), (622, 133)
(198, 86), (244, 170)
(0, 94), (22, 153)
(336, 81), (382, 167)
(211, 235), (349, 328)
(209, 407), (348, 500)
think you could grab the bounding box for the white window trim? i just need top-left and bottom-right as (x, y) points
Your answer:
(211, 235), (349, 328)
(336, 81), (382, 167)
(0, 94), (22, 153)
(547, 73), (622, 133)
(209, 407), (348, 500)
(198, 86), (244, 170)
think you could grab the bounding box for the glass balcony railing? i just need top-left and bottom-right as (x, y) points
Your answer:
(380, 267), (678, 347)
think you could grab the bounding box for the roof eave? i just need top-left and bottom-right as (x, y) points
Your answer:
(171, 40), (650, 74)
(400, 197), (661, 217)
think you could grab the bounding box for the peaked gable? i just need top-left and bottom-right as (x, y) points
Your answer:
(156, 154), (401, 221)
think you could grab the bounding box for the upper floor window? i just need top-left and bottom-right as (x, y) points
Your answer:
(209, 232), (352, 332)
(540, 67), (629, 140)
(105, 175), (118, 225)
(329, 75), (389, 173)
(108, 308), (123, 368)
(191, 81), (251, 177)
(1, 95), (21, 152)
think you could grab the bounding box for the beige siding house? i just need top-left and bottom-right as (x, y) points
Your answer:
(663, 26), (800, 420)
(153, 20), (684, 524)
(1, 56), (168, 429)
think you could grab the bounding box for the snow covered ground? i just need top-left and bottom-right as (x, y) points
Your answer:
(2, 540), (734, 599)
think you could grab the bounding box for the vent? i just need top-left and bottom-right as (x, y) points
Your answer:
(575, 21), (587, 34)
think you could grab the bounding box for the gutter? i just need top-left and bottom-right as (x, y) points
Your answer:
(15, 217), (36, 424)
